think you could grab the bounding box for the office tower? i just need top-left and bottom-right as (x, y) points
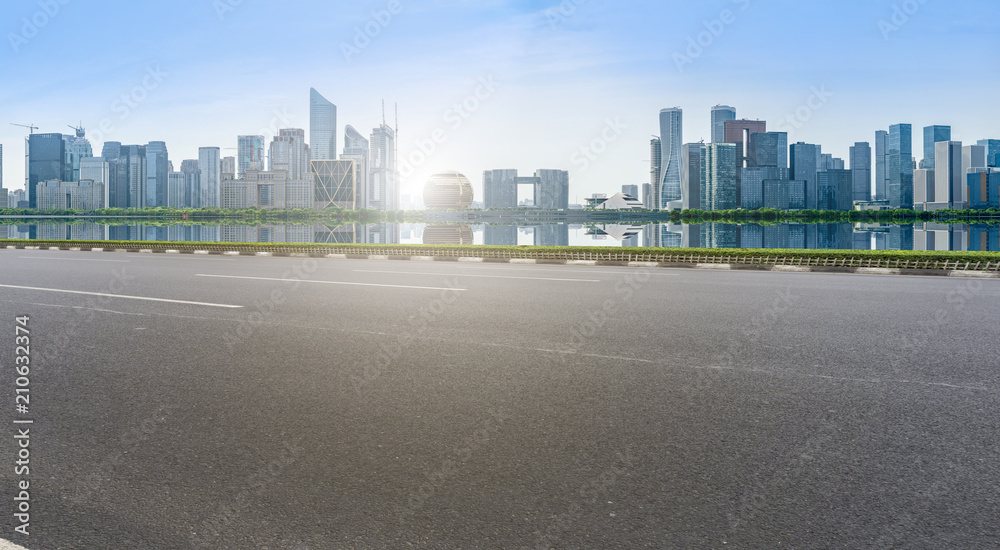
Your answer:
(658, 108), (683, 207)
(622, 184), (640, 199)
(700, 143), (738, 211)
(723, 119), (767, 165)
(35, 179), (103, 210)
(747, 132), (788, 169)
(80, 156), (110, 209)
(221, 156), (236, 176)
(198, 147), (221, 207)
(269, 129), (309, 181)
(963, 145), (986, 179)
(741, 166), (783, 209)
(934, 141), (965, 209)
(914, 169), (935, 210)
(850, 142), (872, 202)
(968, 171), (1000, 209)
(978, 139), (1000, 167)
(483, 170), (517, 209)
(312, 160), (357, 209)
(144, 141), (168, 208)
(923, 125), (951, 169)
(62, 129), (92, 182)
(102, 142), (125, 208)
(370, 124), (397, 211)
(28, 133), (66, 209)
(817, 169), (853, 211)
(534, 169), (569, 210)
(181, 160), (201, 208)
(790, 142), (821, 209)
(711, 105), (736, 144)
(167, 171), (185, 208)
(888, 124), (913, 208)
(649, 137), (661, 207)
(875, 130), (889, 200)
(641, 183), (652, 209)
(342, 125), (370, 209)
(237, 135), (265, 178)
(0, 143), (3, 189)
(105, 144), (147, 209)
(310, 88), (337, 161)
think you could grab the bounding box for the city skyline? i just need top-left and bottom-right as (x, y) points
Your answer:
(2, 0), (998, 203)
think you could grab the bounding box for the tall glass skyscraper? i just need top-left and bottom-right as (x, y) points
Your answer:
(649, 137), (661, 208)
(888, 123), (913, 208)
(62, 129), (92, 183)
(198, 147), (221, 208)
(710, 105), (736, 144)
(790, 142), (821, 210)
(342, 125), (370, 209)
(747, 132), (788, 169)
(700, 143), (738, 211)
(237, 135), (265, 179)
(923, 125), (951, 169)
(978, 139), (1000, 167)
(658, 107), (682, 208)
(310, 88), (337, 161)
(681, 143), (701, 210)
(849, 142), (872, 202)
(28, 133), (66, 209)
(875, 130), (889, 201)
(370, 124), (397, 211)
(146, 141), (168, 207)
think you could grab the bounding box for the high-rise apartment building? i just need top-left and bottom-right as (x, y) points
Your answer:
(342, 125), (370, 209)
(710, 105), (736, 144)
(369, 124), (397, 211)
(923, 125), (951, 169)
(36, 179), (104, 210)
(310, 88), (337, 161)
(146, 141), (168, 207)
(849, 142), (872, 202)
(221, 156), (236, 176)
(28, 133), (65, 209)
(80, 156), (111, 209)
(237, 135), (266, 178)
(198, 147), (221, 207)
(790, 142), (821, 210)
(167, 171), (185, 208)
(888, 124), (913, 208)
(658, 108), (683, 208)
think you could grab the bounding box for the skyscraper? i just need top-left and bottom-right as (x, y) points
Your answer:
(80, 156), (110, 209)
(649, 137), (661, 207)
(963, 145), (986, 181)
(102, 142), (126, 208)
(118, 145), (147, 209)
(658, 108), (683, 208)
(681, 143), (701, 210)
(875, 130), (889, 200)
(198, 147), (221, 207)
(62, 129), (92, 182)
(817, 169), (854, 211)
(28, 133), (65, 209)
(849, 142), (872, 202)
(0, 144), (4, 190)
(370, 124), (397, 211)
(483, 169), (518, 209)
(923, 125), (951, 169)
(181, 160), (201, 208)
(977, 139), (1000, 167)
(145, 141), (168, 207)
(790, 142), (821, 210)
(888, 124), (913, 208)
(700, 142), (738, 211)
(747, 132), (788, 170)
(221, 156), (236, 176)
(310, 88), (337, 161)
(342, 125), (370, 209)
(710, 105), (736, 144)
(269, 129), (309, 180)
(237, 135), (265, 178)
(534, 169), (569, 210)
(934, 141), (964, 209)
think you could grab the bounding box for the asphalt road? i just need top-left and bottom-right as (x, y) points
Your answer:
(1, 249), (999, 549)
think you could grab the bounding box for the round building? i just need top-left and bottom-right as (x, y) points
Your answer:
(423, 171), (474, 209)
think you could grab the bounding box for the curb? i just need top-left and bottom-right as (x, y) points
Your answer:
(5, 246), (1000, 279)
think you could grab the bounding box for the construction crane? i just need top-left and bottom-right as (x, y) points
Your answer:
(11, 123), (38, 134)
(67, 123), (86, 138)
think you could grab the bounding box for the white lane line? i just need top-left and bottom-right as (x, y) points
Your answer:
(0, 539), (29, 549)
(195, 274), (467, 292)
(17, 256), (130, 263)
(452, 265), (679, 275)
(352, 269), (600, 283)
(0, 284), (244, 309)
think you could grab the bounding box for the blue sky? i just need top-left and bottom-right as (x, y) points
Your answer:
(2, 0), (998, 202)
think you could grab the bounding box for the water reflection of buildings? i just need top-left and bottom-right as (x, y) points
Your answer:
(313, 223), (399, 244)
(423, 225), (474, 245)
(482, 224), (569, 246)
(586, 224), (643, 247)
(33, 223), (108, 241)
